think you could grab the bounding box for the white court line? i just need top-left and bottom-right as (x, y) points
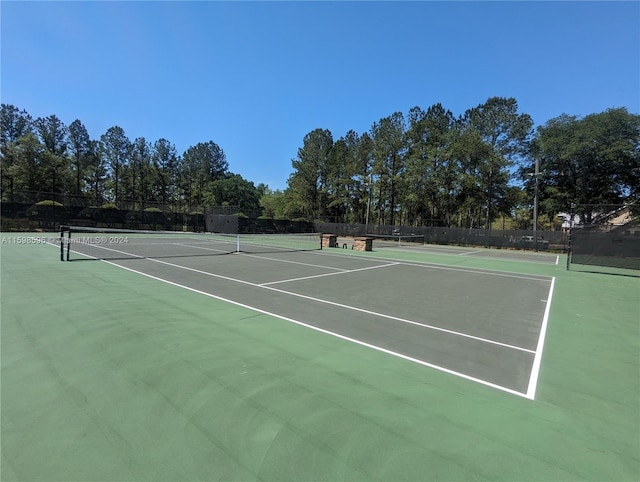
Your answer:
(72, 243), (145, 258)
(146, 257), (535, 354)
(314, 249), (553, 283)
(70, 236), (553, 280)
(526, 276), (556, 400)
(372, 244), (558, 265)
(175, 242), (349, 272)
(58, 242), (549, 398)
(99, 258), (531, 399)
(170, 242), (233, 255)
(259, 262), (399, 286)
(237, 251), (348, 272)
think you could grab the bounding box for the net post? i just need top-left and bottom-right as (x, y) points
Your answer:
(236, 233), (240, 253)
(319, 233), (323, 250)
(59, 226), (65, 261)
(566, 203), (575, 271)
(66, 228), (72, 261)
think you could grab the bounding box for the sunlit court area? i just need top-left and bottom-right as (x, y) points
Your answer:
(1, 229), (638, 480)
(2, 0), (639, 480)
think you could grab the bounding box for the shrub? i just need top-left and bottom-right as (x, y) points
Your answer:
(35, 200), (64, 207)
(27, 200), (67, 229)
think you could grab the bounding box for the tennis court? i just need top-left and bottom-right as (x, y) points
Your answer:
(1, 231), (638, 481)
(60, 228), (554, 399)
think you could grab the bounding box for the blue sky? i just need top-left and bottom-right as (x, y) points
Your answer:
(2, 1), (638, 190)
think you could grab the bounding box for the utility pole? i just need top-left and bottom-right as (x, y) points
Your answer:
(365, 174), (372, 235)
(529, 158), (542, 252)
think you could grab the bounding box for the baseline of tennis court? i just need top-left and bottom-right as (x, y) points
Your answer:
(353, 237), (560, 264)
(67, 238), (555, 400)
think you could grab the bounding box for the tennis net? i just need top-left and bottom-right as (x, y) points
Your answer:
(59, 226), (322, 261)
(366, 234), (425, 248)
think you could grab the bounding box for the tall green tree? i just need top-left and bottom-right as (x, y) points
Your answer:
(3, 133), (46, 193)
(462, 97), (533, 228)
(34, 114), (68, 156)
(34, 114), (70, 193)
(448, 123), (494, 228)
(404, 104), (457, 225)
(1, 104), (33, 147)
(85, 140), (107, 206)
(100, 126), (131, 204)
(0, 104), (34, 199)
(370, 112), (406, 225)
(401, 106), (429, 225)
(205, 174), (261, 211)
(151, 138), (179, 206)
(181, 141), (228, 209)
(337, 130), (372, 223)
(325, 133), (363, 222)
(260, 188), (288, 219)
(68, 119), (91, 195)
(126, 137), (153, 208)
(287, 128), (334, 220)
(353, 132), (374, 224)
(527, 108), (640, 222)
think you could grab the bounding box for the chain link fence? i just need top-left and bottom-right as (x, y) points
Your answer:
(315, 222), (567, 251)
(569, 205), (640, 270)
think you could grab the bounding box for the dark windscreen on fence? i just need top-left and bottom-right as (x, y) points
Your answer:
(569, 205), (639, 271)
(570, 226), (640, 270)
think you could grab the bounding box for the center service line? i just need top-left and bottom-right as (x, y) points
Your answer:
(259, 262), (399, 286)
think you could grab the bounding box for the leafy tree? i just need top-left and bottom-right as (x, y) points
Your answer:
(447, 123), (493, 228)
(403, 106), (430, 224)
(370, 112), (406, 225)
(68, 119), (91, 195)
(181, 141), (228, 209)
(205, 174), (261, 211)
(3, 133), (46, 192)
(463, 97), (533, 228)
(328, 130), (371, 223)
(151, 138), (180, 206)
(1, 105), (34, 199)
(325, 136), (357, 222)
(287, 128), (334, 220)
(404, 104), (457, 225)
(34, 114), (68, 156)
(255, 183), (269, 200)
(1, 104), (33, 147)
(84, 140), (107, 206)
(100, 126), (131, 204)
(352, 132), (375, 224)
(260, 188), (288, 219)
(6, 101), (637, 232)
(126, 137), (153, 208)
(527, 108), (640, 223)
(34, 114), (70, 192)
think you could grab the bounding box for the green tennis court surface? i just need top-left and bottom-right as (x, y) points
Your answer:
(2, 232), (638, 481)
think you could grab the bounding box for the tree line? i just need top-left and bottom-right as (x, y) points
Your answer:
(0, 104), (264, 213)
(1, 98), (638, 228)
(285, 97), (639, 228)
